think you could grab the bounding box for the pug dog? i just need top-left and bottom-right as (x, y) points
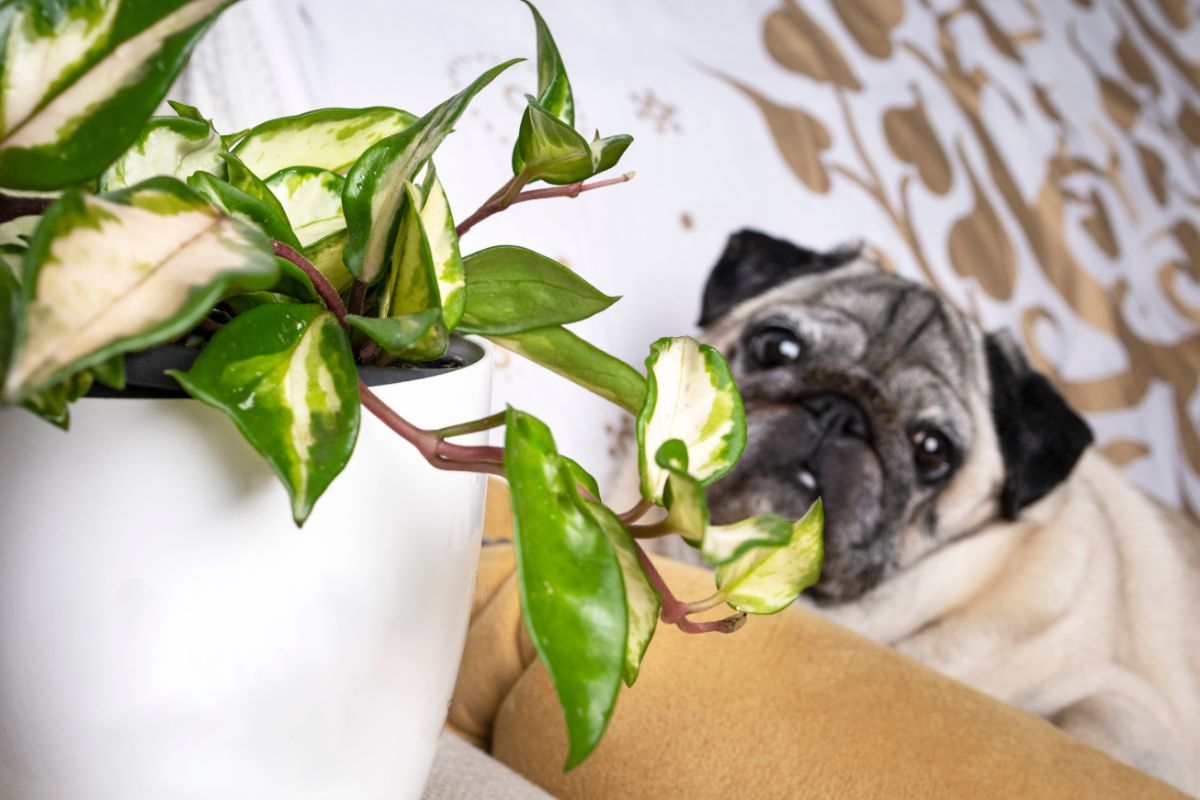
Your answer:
(696, 229), (1200, 795)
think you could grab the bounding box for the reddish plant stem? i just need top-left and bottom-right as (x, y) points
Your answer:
(358, 379), (506, 477)
(0, 193), (53, 224)
(617, 498), (654, 524)
(348, 280), (367, 316)
(634, 542), (746, 634)
(196, 317), (224, 334)
(358, 341), (382, 364)
(276, 237), (505, 476)
(273, 241), (348, 329)
(455, 171), (635, 237)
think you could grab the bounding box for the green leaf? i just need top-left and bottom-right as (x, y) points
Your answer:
(270, 255), (320, 303)
(714, 500), (824, 615)
(582, 499), (659, 686)
(521, 0), (573, 125)
(166, 99), (206, 122)
(636, 337), (746, 503)
(265, 166), (345, 247)
(560, 455), (600, 500)
(590, 132), (633, 174)
(702, 514), (796, 568)
(20, 367), (93, 430)
(515, 96), (595, 185)
(89, 352), (125, 390)
(418, 166), (465, 330)
(0, 0), (238, 190)
(490, 325), (646, 414)
(652, 439), (797, 565)
(511, 0), (574, 176)
(231, 106), (417, 178)
(222, 291), (298, 315)
(305, 229), (354, 293)
(459, 245), (617, 335)
(653, 439), (708, 546)
(3, 176), (278, 401)
(169, 303), (360, 525)
(0, 261), (19, 386)
(188, 163), (301, 250)
(0, 214), (40, 251)
(504, 407), (626, 770)
(376, 181), (447, 360)
(346, 309), (441, 357)
(97, 115), (225, 191)
(342, 59), (521, 285)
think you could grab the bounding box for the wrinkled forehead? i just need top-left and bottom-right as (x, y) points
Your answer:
(705, 261), (987, 406)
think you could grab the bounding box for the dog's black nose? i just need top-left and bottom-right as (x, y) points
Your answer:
(801, 393), (870, 440)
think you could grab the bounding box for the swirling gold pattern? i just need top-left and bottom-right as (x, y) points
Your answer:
(732, 0), (1200, 517)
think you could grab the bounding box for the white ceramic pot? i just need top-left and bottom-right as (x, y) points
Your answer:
(0, 338), (493, 800)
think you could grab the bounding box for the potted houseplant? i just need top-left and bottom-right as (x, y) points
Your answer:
(0, 1), (824, 797)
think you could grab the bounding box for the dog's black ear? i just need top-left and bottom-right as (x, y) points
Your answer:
(985, 332), (1093, 519)
(698, 229), (860, 326)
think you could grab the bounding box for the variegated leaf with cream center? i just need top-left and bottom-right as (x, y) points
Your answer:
(231, 106), (416, 178)
(342, 59), (520, 285)
(375, 181), (447, 360)
(418, 168), (464, 329)
(305, 230), (353, 293)
(266, 166), (345, 247)
(0, 0), (238, 190)
(636, 336), (746, 503)
(170, 303), (360, 525)
(3, 176), (278, 400)
(98, 115), (225, 191)
(714, 500), (824, 615)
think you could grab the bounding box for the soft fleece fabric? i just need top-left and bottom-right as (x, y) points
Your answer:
(446, 487), (1185, 799)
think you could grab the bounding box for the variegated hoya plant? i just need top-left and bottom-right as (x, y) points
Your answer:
(0, 0), (823, 768)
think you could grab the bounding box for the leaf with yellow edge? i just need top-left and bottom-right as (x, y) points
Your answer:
(637, 337), (746, 503)
(170, 303), (360, 526)
(3, 177), (278, 402)
(714, 500), (824, 615)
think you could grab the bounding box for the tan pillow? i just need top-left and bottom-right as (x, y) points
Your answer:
(449, 542), (1185, 799)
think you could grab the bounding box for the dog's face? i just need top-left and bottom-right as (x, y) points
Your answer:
(700, 231), (1093, 603)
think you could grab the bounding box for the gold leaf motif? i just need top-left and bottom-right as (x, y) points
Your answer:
(1158, 261), (1200, 323)
(947, 148), (1017, 300)
(1173, 220), (1200, 280)
(1155, 0), (1189, 30)
(726, 77), (832, 193)
(1082, 189), (1120, 258)
(883, 90), (952, 195)
(1116, 30), (1161, 94)
(965, 0), (1022, 63)
(1099, 75), (1140, 130)
(1179, 100), (1200, 146)
(831, 0), (905, 60)
(1032, 83), (1065, 126)
(764, 0), (862, 91)
(1136, 141), (1168, 205)
(1100, 439), (1152, 466)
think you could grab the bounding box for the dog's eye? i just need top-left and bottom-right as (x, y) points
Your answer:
(748, 327), (803, 368)
(911, 427), (955, 484)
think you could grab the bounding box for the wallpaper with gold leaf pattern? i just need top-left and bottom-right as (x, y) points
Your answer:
(724, 0), (1200, 519)
(179, 0), (1199, 518)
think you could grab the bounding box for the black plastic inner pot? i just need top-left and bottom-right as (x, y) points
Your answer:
(87, 336), (485, 399)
